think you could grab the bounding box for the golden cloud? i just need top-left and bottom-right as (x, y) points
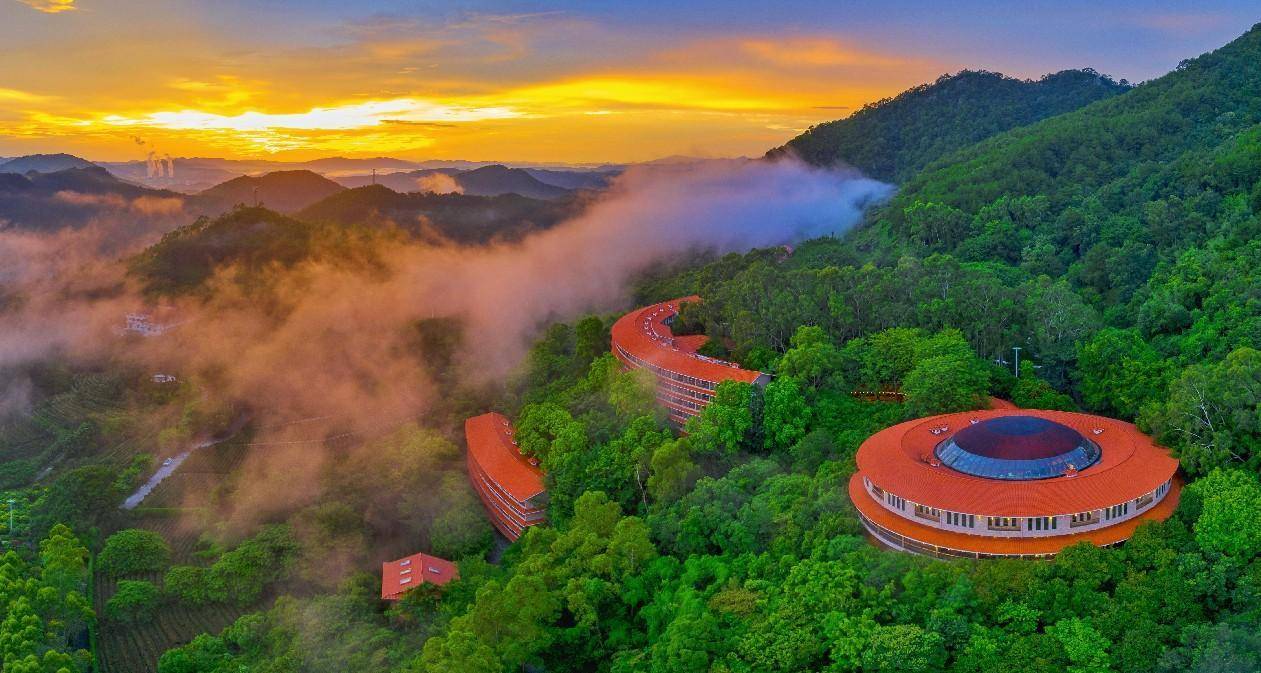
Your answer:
(102, 98), (520, 132)
(0, 87), (52, 103)
(15, 0), (75, 14)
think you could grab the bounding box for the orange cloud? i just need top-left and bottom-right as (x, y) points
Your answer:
(740, 38), (910, 67)
(15, 0), (75, 13)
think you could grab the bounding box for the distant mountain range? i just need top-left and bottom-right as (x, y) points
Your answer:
(297, 184), (576, 244)
(0, 166), (194, 231)
(334, 164), (600, 199)
(97, 156), (625, 193)
(0, 153), (97, 174)
(196, 170), (346, 213)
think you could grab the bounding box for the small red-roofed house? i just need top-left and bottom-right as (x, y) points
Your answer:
(380, 552), (459, 601)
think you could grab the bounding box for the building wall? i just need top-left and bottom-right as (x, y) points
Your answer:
(466, 451), (546, 541)
(861, 475), (1173, 539)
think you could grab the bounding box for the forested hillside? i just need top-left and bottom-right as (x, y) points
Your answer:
(139, 25), (1261, 673)
(770, 69), (1129, 183)
(297, 185), (576, 243)
(10, 20), (1261, 673)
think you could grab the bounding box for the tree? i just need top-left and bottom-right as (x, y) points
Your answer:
(1185, 468), (1261, 560)
(777, 325), (843, 390)
(1048, 618), (1112, 673)
(30, 465), (124, 538)
(762, 377), (811, 451)
(1076, 328), (1166, 418)
(684, 381), (754, 456)
(647, 439), (698, 504)
(204, 525), (298, 607)
(163, 566), (210, 605)
(430, 475), (495, 559)
(1155, 622), (1261, 673)
(859, 327), (924, 390)
(1010, 369), (1076, 411)
(1023, 277), (1100, 384)
(106, 580), (161, 624)
(904, 201), (973, 249)
(860, 624), (946, 673)
(98, 529), (171, 578)
(1149, 348), (1261, 476)
(903, 354), (989, 417)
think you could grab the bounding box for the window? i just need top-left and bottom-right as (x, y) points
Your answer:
(399, 577), (412, 585)
(1028, 516), (1058, 531)
(1104, 503), (1130, 520)
(1070, 511), (1098, 528)
(885, 492), (906, 510)
(914, 504), (941, 521)
(945, 512), (975, 528)
(1135, 492), (1154, 509)
(987, 516), (1020, 531)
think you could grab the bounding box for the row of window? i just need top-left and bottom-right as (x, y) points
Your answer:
(468, 460), (547, 538)
(858, 511), (1056, 561)
(987, 517), (1020, 531)
(1103, 502), (1130, 520)
(614, 343), (720, 391)
(867, 478), (1171, 532)
(1028, 516), (1058, 531)
(657, 377), (715, 403)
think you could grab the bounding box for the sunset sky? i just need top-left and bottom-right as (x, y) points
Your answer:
(2, 0), (1256, 163)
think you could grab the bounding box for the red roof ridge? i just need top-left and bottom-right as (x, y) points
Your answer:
(465, 412), (545, 501)
(380, 551), (458, 600)
(610, 296), (765, 385)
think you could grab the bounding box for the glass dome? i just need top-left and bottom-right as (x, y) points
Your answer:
(934, 415), (1101, 480)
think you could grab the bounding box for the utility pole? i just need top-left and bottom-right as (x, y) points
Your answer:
(1012, 346), (1022, 379)
(7, 499), (14, 538)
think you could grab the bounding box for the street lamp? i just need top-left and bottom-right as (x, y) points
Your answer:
(1012, 347), (1022, 379)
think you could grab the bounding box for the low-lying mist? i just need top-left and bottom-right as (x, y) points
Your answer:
(0, 156), (891, 524)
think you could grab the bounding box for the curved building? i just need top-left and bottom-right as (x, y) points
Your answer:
(611, 296), (770, 425)
(465, 412), (547, 541)
(849, 408), (1180, 559)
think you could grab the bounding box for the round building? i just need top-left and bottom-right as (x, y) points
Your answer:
(849, 408), (1180, 559)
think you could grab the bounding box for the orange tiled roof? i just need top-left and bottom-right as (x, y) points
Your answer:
(610, 296), (764, 385)
(381, 551), (459, 600)
(465, 412), (545, 502)
(849, 472), (1181, 555)
(855, 409), (1180, 517)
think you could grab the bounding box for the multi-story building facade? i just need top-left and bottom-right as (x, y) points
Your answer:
(849, 409), (1181, 559)
(611, 296), (770, 426)
(464, 412), (547, 541)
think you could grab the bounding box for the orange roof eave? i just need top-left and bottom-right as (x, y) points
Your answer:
(855, 410), (1180, 517)
(465, 412), (546, 502)
(610, 296), (764, 385)
(849, 472), (1181, 556)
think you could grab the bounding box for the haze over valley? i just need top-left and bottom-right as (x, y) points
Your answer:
(3, 3), (1261, 673)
